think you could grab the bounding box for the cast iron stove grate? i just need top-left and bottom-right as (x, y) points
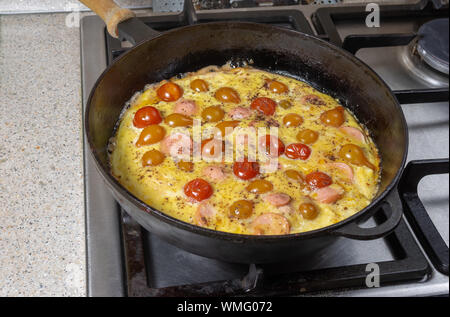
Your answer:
(311, 0), (450, 278)
(120, 199), (430, 296)
(105, 0), (313, 64)
(100, 0), (450, 296)
(313, 0), (449, 104)
(399, 159), (449, 276)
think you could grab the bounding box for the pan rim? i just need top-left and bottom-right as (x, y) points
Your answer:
(85, 21), (408, 241)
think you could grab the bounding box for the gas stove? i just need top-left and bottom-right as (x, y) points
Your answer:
(81, 0), (449, 296)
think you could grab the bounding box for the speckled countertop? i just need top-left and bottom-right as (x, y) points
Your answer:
(0, 0), (152, 14)
(0, 13), (85, 296)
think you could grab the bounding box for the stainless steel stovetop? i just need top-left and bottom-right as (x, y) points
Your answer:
(81, 0), (449, 296)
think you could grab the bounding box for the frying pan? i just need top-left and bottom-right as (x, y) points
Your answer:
(82, 0), (408, 263)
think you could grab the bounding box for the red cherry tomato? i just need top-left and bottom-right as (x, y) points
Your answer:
(285, 143), (311, 160)
(184, 178), (213, 202)
(233, 158), (260, 180)
(262, 135), (285, 157)
(157, 82), (183, 102)
(306, 171), (332, 189)
(133, 106), (162, 128)
(251, 97), (277, 116)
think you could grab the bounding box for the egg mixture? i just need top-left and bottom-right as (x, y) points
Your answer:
(109, 65), (381, 235)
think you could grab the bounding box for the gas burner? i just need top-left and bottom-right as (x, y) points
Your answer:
(400, 21), (449, 88)
(417, 18), (449, 75)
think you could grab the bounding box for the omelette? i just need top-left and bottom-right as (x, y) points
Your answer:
(109, 64), (381, 235)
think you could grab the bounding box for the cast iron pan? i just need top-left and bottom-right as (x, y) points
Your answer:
(81, 0), (408, 263)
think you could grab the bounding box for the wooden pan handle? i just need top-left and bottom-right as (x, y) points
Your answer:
(80, 0), (135, 38)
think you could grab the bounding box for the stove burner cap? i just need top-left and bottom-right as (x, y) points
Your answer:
(417, 18), (449, 75)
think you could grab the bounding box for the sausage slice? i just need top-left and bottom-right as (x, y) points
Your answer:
(250, 213), (290, 235)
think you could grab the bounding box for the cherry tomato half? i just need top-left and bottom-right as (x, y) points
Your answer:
(214, 87), (240, 103)
(142, 149), (165, 167)
(133, 106), (162, 128)
(320, 106), (345, 127)
(215, 120), (240, 138)
(190, 79), (209, 92)
(296, 129), (319, 144)
(261, 135), (285, 157)
(157, 82), (183, 102)
(267, 80), (288, 94)
(233, 158), (260, 180)
(229, 200), (254, 219)
(246, 179), (273, 194)
(299, 203), (319, 220)
(283, 113), (303, 127)
(135, 125), (166, 147)
(184, 178), (213, 202)
(251, 97), (277, 116)
(201, 138), (224, 158)
(339, 144), (376, 170)
(285, 169), (304, 182)
(305, 171), (332, 189)
(164, 113), (193, 127)
(285, 143), (311, 160)
(201, 106), (225, 122)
